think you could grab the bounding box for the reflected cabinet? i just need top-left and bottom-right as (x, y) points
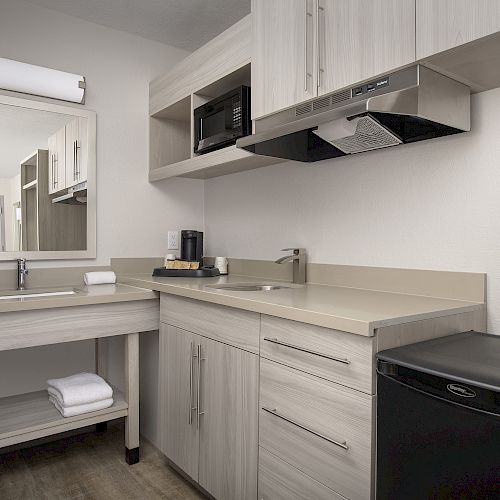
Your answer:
(0, 95), (95, 258)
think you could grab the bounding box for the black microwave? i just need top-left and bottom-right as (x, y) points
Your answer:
(193, 86), (251, 155)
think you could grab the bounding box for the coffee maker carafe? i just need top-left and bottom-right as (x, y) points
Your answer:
(180, 230), (203, 262)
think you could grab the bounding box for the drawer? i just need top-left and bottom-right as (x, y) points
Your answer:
(259, 359), (374, 500)
(258, 447), (343, 500)
(160, 294), (260, 353)
(261, 315), (374, 393)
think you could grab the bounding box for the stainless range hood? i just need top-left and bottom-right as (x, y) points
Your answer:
(237, 65), (470, 162)
(52, 181), (87, 205)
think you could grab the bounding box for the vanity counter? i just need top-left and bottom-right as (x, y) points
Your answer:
(118, 273), (484, 336)
(0, 283), (158, 314)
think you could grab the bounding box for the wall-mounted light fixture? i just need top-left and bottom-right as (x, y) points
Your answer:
(0, 57), (86, 104)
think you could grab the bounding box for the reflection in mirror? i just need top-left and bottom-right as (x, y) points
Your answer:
(0, 105), (88, 252)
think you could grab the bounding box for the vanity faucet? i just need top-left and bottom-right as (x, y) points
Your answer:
(275, 248), (306, 284)
(17, 258), (29, 290)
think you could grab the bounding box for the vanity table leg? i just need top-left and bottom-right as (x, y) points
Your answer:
(125, 332), (140, 465)
(94, 339), (109, 433)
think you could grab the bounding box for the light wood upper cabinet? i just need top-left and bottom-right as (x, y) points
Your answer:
(198, 337), (259, 500)
(318, 0), (416, 95)
(417, 0), (500, 59)
(252, 0), (317, 119)
(47, 127), (65, 194)
(65, 117), (87, 188)
(252, 0), (416, 119)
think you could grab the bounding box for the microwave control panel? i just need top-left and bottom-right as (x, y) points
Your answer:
(233, 97), (242, 129)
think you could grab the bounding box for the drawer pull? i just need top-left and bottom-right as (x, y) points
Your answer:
(262, 406), (349, 450)
(263, 337), (351, 365)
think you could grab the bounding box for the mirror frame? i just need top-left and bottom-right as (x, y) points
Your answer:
(0, 94), (96, 260)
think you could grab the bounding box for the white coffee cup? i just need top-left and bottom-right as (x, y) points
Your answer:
(214, 256), (228, 275)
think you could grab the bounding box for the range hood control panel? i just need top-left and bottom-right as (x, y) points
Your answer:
(352, 77), (390, 97)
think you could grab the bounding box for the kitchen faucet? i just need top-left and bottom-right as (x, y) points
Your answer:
(275, 248), (306, 284)
(17, 258), (29, 290)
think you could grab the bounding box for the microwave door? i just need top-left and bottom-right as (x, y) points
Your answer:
(197, 105), (234, 154)
(202, 107), (225, 138)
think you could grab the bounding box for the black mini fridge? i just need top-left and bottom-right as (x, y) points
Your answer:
(376, 331), (499, 500)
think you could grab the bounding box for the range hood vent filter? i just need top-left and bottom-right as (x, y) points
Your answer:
(314, 115), (402, 154)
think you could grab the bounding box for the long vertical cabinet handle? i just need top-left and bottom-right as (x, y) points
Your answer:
(188, 342), (198, 425)
(317, 0), (325, 90)
(51, 155), (54, 189)
(53, 154), (58, 188)
(75, 139), (79, 179)
(73, 140), (77, 181)
(304, 0), (308, 91)
(304, 0), (313, 92)
(196, 343), (206, 428)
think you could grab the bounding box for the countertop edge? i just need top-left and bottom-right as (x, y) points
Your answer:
(118, 276), (484, 336)
(0, 285), (159, 314)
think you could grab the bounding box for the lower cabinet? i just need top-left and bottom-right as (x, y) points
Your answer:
(258, 447), (344, 500)
(159, 323), (259, 500)
(160, 324), (199, 479)
(259, 358), (373, 500)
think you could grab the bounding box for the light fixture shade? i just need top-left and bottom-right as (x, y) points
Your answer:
(0, 57), (86, 104)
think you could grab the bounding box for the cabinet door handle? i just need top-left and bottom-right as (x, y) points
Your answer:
(304, 1), (313, 92)
(73, 140), (77, 180)
(261, 406), (349, 450)
(188, 342), (198, 425)
(263, 337), (350, 365)
(75, 139), (80, 178)
(53, 154), (58, 187)
(51, 155), (54, 189)
(317, 2), (325, 89)
(196, 344), (206, 428)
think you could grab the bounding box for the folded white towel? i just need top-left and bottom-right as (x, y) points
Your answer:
(49, 395), (114, 418)
(83, 271), (116, 285)
(47, 373), (113, 407)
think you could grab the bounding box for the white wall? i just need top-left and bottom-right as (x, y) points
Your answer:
(205, 88), (500, 333)
(0, 0), (204, 268)
(0, 2), (204, 421)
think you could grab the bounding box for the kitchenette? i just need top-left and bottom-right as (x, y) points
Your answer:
(0, 1), (499, 499)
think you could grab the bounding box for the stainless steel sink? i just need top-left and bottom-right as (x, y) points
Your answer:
(0, 288), (78, 300)
(206, 283), (293, 292)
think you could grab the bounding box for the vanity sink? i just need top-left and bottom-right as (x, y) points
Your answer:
(206, 283), (293, 292)
(0, 288), (78, 300)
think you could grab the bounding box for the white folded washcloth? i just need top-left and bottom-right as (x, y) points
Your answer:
(49, 395), (114, 418)
(47, 373), (113, 407)
(83, 271), (116, 285)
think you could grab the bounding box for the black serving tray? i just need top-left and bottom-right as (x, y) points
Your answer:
(152, 267), (220, 278)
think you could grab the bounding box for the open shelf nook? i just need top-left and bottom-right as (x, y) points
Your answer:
(148, 16), (283, 181)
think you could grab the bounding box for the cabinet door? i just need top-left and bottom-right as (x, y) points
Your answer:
(159, 324), (199, 481)
(318, 0), (415, 95)
(252, 0), (317, 120)
(417, 0), (500, 59)
(48, 128), (65, 194)
(198, 338), (259, 500)
(65, 117), (87, 188)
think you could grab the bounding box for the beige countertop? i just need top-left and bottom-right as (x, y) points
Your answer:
(0, 283), (158, 313)
(118, 274), (484, 336)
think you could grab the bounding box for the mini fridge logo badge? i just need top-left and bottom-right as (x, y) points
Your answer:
(446, 383), (477, 398)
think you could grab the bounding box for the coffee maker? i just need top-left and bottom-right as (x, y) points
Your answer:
(180, 230), (203, 262)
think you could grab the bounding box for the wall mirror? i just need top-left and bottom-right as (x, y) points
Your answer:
(0, 95), (96, 260)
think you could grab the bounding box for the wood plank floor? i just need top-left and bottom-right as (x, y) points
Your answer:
(0, 424), (206, 499)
